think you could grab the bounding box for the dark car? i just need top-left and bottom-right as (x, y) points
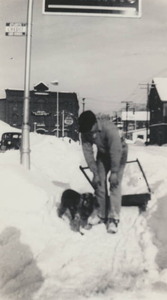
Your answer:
(0, 132), (22, 152)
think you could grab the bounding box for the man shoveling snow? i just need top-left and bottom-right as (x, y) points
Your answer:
(78, 110), (128, 234)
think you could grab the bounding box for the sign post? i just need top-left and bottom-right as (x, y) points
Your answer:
(5, 4), (33, 170)
(43, 0), (141, 18)
(21, 0), (34, 170)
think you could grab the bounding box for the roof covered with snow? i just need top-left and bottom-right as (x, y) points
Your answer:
(34, 82), (49, 91)
(122, 111), (149, 121)
(153, 77), (167, 102)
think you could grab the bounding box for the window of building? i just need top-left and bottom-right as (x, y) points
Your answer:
(12, 113), (18, 126)
(38, 99), (45, 110)
(36, 116), (45, 126)
(137, 135), (144, 139)
(163, 103), (167, 123)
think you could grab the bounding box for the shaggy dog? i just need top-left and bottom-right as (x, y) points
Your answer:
(58, 189), (99, 233)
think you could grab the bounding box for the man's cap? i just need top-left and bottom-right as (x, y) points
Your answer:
(78, 110), (96, 133)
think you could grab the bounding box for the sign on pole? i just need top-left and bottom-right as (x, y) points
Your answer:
(5, 23), (26, 36)
(43, 0), (141, 18)
(64, 116), (74, 126)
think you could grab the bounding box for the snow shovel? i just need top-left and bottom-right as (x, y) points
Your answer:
(79, 159), (151, 209)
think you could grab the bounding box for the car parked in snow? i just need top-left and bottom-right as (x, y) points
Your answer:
(0, 132), (22, 152)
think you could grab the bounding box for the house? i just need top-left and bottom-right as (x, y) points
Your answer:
(125, 128), (148, 143)
(0, 82), (79, 141)
(121, 110), (149, 131)
(121, 110), (150, 142)
(148, 77), (167, 145)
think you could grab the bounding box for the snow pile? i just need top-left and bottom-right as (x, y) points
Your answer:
(0, 121), (21, 139)
(0, 121), (167, 300)
(134, 138), (146, 146)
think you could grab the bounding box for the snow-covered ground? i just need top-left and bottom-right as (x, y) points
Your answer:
(0, 121), (167, 300)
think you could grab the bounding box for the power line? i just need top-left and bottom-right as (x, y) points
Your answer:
(140, 66), (167, 85)
(80, 96), (122, 104)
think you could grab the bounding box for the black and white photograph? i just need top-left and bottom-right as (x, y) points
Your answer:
(0, 0), (167, 299)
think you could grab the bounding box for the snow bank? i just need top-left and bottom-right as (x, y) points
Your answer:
(0, 121), (21, 139)
(0, 121), (167, 300)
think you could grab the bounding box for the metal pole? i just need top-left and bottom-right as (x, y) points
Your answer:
(21, 0), (34, 169)
(126, 102), (129, 137)
(34, 122), (37, 132)
(57, 91), (59, 137)
(116, 112), (118, 125)
(62, 110), (64, 138)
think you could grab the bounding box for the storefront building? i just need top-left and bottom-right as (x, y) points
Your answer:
(0, 82), (79, 141)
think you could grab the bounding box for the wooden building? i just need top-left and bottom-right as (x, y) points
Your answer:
(148, 78), (167, 145)
(121, 110), (149, 132)
(0, 82), (79, 141)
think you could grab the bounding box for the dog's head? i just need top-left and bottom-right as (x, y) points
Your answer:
(80, 193), (99, 215)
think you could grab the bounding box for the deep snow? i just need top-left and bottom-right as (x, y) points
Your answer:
(0, 121), (167, 300)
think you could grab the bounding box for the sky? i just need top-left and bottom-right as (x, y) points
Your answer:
(0, 121), (167, 299)
(0, 0), (167, 114)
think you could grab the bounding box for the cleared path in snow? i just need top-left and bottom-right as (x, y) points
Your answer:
(0, 134), (167, 300)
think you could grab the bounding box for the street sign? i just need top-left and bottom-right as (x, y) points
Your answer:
(43, 0), (141, 18)
(64, 116), (73, 126)
(5, 23), (26, 36)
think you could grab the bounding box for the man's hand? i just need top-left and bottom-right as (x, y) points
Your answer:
(92, 173), (101, 189)
(109, 173), (118, 190)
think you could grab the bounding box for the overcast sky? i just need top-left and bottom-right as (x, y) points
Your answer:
(0, 0), (167, 114)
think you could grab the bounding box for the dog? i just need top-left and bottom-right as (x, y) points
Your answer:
(58, 189), (99, 232)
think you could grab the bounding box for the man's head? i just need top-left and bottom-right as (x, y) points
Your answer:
(78, 110), (97, 133)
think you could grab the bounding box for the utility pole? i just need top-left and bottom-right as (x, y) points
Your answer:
(126, 102), (129, 136)
(82, 98), (85, 112)
(121, 101), (132, 137)
(116, 112), (118, 126)
(133, 107), (136, 130)
(21, 0), (34, 169)
(62, 110), (64, 138)
(139, 83), (156, 144)
(113, 111), (118, 125)
(56, 91), (59, 137)
(51, 80), (59, 137)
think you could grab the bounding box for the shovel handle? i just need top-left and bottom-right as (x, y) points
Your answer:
(79, 166), (95, 189)
(136, 159), (151, 193)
